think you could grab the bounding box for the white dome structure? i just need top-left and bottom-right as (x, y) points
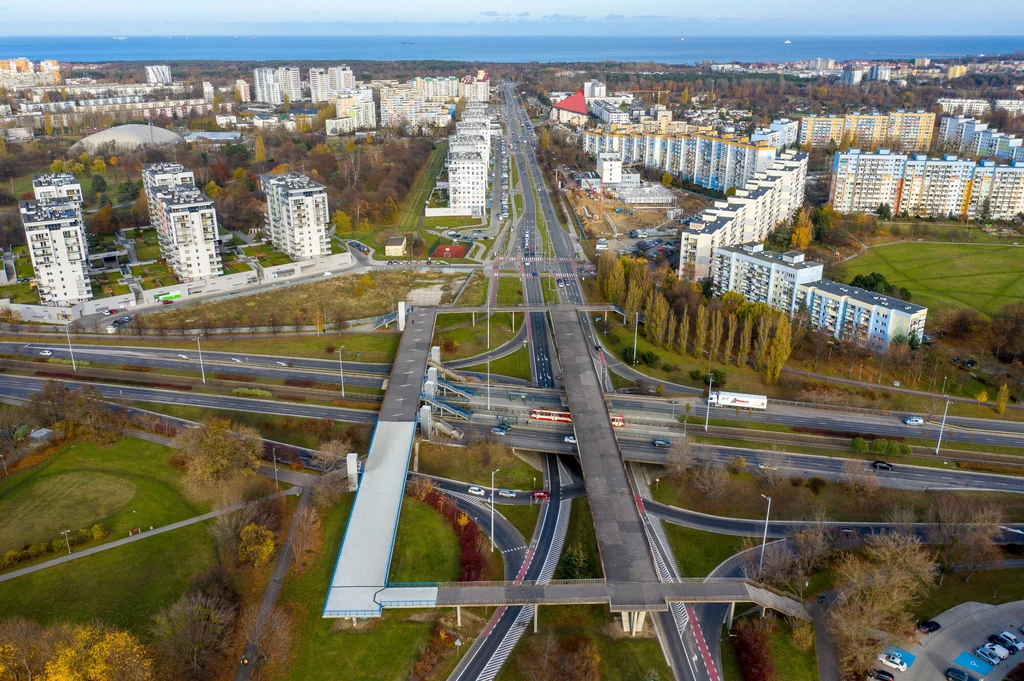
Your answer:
(70, 124), (185, 155)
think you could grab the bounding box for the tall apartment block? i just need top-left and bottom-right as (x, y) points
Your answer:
(259, 172), (330, 260)
(144, 65), (172, 85)
(711, 243), (823, 315)
(235, 79), (251, 103)
(32, 173), (83, 202)
(797, 279), (926, 349)
(937, 98), (991, 116)
(148, 186), (222, 281)
(20, 198), (92, 306)
(142, 163), (196, 227)
(448, 151), (487, 216)
(677, 151), (809, 279)
(797, 111), (934, 152)
(830, 149), (1024, 220)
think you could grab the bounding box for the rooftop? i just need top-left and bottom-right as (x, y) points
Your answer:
(20, 197), (81, 224)
(32, 173), (79, 188)
(260, 171), (326, 193)
(142, 162), (190, 178)
(152, 185), (213, 207)
(718, 243), (822, 270)
(553, 88), (587, 115)
(386, 236), (407, 247)
(803, 278), (927, 314)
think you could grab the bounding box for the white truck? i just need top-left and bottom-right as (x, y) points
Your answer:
(707, 391), (768, 410)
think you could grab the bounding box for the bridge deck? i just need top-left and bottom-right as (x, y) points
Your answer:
(323, 307), (437, 618)
(549, 306), (659, 592)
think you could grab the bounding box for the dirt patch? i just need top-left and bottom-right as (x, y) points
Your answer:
(407, 283), (444, 306)
(602, 618), (657, 640)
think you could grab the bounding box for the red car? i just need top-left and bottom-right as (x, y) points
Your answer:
(161, 300), (174, 305)
(531, 490), (551, 500)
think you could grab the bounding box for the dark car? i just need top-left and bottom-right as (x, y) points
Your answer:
(945, 668), (978, 681)
(872, 461), (894, 471)
(990, 633), (1018, 653)
(867, 670), (895, 681)
(918, 620), (941, 633)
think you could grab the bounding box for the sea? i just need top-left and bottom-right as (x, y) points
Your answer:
(0, 35), (1022, 64)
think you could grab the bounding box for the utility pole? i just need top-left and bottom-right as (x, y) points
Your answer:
(64, 324), (76, 371)
(490, 468), (500, 551)
(632, 313), (639, 366)
(704, 373), (714, 432)
(195, 337), (206, 383)
(935, 399), (951, 455)
(758, 495), (772, 576)
(338, 346), (346, 398)
(272, 447), (280, 491)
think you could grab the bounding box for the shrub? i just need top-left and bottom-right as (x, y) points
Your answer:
(726, 456), (746, 474)
(689, 369), (703, 381)
(283, 378), (316, 388)
(325, 344), (336, 354)
(891, 441), (912, 457)
(870, 438), (890, 455)
(661, 363), (674, 373)
(46, 357), (91, 367)
(231, 387), (273, 398)
(850, 437), (869, 454)
(2, 550), (22, 568)
(215, 372), (255, 382)
(623, 347), (659, 366)
(91, 524), (108, 541)
(790, 477), (804, 487)
(807, 477), (827, 495)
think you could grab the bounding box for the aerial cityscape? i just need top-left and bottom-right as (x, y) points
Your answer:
(1, 20), (1024, 681)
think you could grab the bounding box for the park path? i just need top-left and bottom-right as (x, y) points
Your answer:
(0, 488), (299, 584)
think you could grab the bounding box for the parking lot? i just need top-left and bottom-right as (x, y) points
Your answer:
(899, 601), (1024, 680)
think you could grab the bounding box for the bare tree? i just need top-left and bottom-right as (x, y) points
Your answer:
(0, 616), (51, 681)
(289, 505), (321, 566)
(756, 448), (785, 488)
(883, 504), (917, 535)
(742, 540), (798, 591)
(235, 606), (291, 681)
(691, 459), (727, 499)
(310, 438), (352, 472)
(152, 592), (238, 681)
(929, 497), (1004, 583)
(312, 470), (348, 509)
(843, 459), (880, 496)
(666, 437), (700, 478)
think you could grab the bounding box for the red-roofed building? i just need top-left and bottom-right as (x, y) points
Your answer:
(550, 88), (588, 125)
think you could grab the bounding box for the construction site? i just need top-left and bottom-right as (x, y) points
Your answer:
(565, 179), (710, 240)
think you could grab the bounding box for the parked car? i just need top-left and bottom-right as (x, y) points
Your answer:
(990, 634), (1018, 654)
(872, 461), (895, 471)
(945, 668), (978, 681)
(974, 646), (1001, 666)
(876, 653), (907, 672)
(468, 486), (486, 497)
(498, 489), (516, 499)
(983, 641), (1009, 660)
(917, 620), (941, 633)
(38, 350), (52, 356)
(564, 435), (577, 444)
(101, 309), (114, 316)
(161, 300), (174, 305)
(998, 631), (1024, 652)
(903, 416), (924, 426)
(867, 670), (895, 681)
(652, 439), (671, 448)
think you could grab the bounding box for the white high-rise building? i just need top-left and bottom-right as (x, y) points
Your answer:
(259, 173), (330, 260)
(328, 65), (355, 92)
(583, 81), (607, 99)
(309, 68), (330, 104)
(32, 173), (83, 203)
(597, 152), (622, 186)
(460, 71), (490, 102)
(711, 243), (823, 315)
(936, 98), (991, 116)
(448, 151), (487, 215)
(202, 81), (215, 102)
(20, 198), (92, 306)
(253, 68), (282, 106)
(142, 163), (196, 228)
(797, 279), (926, 349)
(149, 186), (222, 281)
(276, 67), (301, 103)
(144, 65), (172, 85)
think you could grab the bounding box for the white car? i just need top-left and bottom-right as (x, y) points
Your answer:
(903, 416), (924, 426)
(758, 463), (778, 472)
(983, 642), (1009, 660)
(999, 631), (1024, 652)
(467, 486), (486, 497)
(564, 435), (577, 444)
(498, 489), (516, 499)
(38, 350), (52, 356)
(975, 646), (1001, 666)
(877, 653), (907, 672)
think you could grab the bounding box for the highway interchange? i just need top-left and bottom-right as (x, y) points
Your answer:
(5, 83), (1024, 681)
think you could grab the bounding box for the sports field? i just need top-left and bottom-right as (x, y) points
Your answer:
(845, 243), (1024, 316)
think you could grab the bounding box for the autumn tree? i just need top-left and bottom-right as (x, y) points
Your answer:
(996, 384), (1009, 415)
(676, 307), (690, 356)
(174, 419), (262, 486)
(790, 209), (813, 249)
(44, 624), (153, 681)
(692, 305), (709, 360)
(310, 438), (351, 472)
(606, 258), (625, 304)
(290, 505), (322, 567)
(708, 309), (724, 362)
(624, 278), (645, 324)
(0, 617), (50, 681)
(736, 317), (753, 367)
(153, 592), (237, 681)
(253, 135), (266, 164)
(723, 313), (738, 364)
(645, 293), (670, 347)
(764, 315), (792, 384)
(691, 459), (727, 499)
(238, 523), (276, 567)
(754, 316), (773, 371)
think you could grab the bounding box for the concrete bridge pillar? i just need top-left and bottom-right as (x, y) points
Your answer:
(620, 611), (646, 636)
(533, 605), (538, 633)
(726, 601), (735, 631)
(456, 606), (461, 627)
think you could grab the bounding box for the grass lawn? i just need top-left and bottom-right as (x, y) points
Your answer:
(662, 525), (746, 578)
(913, 568), (1024, 621)
(0, 281), (39, 304)
(388, 496), (461, 583)
(13, 256), (34, 279)
(845, 243), (1024, 316)
(559, 497), (603, 579)
(242, 244), (293, 266)
(416, 441), (540, 490)
(423, 216), (481, 230)
(497, 604), (671, 681)
(0, 521), (217, 636)
(720, 626), (742, 681)
(497, 503), (542, 544)
(455, 271), (488, 307)
(395, 142), (448, 232)
(540, 276), (559, 304)
(768, 619), (818, 681)
(280, 496), (446, 681)
(133, 230), (162, 261)
(464, 345), (532, 382)
(0, 437), (205, 554)
(435, 312), (517, 360)
(497, 277), (524, 306)
(651, 470), (1024, 522)
(132, 402), (371, 453)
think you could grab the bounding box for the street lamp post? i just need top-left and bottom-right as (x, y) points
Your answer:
(272, 447), (279, 491)
(64, 324), (76, 372)
(487, 299), (492, 410)
(195, 337), (206, 384)
(0, 453), (7, 475)
(935, 399), (951, 455)
(490, 468), (500, 551)
(758, 495), (772, 576)
(704, 373), (714, 432)
(338, 346), (346, 398)
(61, 529), (72, 555)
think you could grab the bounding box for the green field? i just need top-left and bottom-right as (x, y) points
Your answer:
(913, 568), (1024, 621)
(497, 277), (524, 305)
(559, 497), (603, 579)
(0, 437), (206, 554)
(415, 442), (540, 491)
(662, 525), (746, 578)
(845, 243), (1024, 316)
(388, 497), (461, 583)
(435, 312), (517, 360)
(464, 344), (532, 382)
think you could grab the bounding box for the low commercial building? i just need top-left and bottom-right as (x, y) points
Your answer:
(711, 243), (823, 315)
(20, 198), (92, 307)
(260, 172), (330, 260)
(796, 279), (926, 349)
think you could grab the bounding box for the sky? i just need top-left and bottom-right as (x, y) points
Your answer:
(0, 0), (1022, 35)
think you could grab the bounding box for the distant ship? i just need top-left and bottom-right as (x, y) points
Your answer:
(784, 40), (792, 44)
(401, 40), (415, 44)
(111, 36), (127, 40)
